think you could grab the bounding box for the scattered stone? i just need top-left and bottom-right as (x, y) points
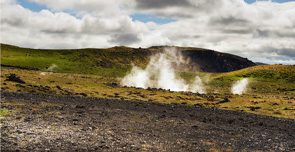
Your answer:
(207, 96), (215, 101)
(112, 83), (118, 87)
(56, 85), (62, 90)
(177, 96), (185, 100)
(218, 97), (230, 104)
(15, 84), (26, 88)
(16, 130), (22, 134)
(194, 103), (203, 107)
(65, 90), (75, 95)
(251, 101), (259, 105)
(24, 117), (32, 122)
(75, 105), (85, 109)
(191, 125), (198, 129)
(148, 99), (154, 102)
(139, 94), (147, 98)
(6, 74), (25, 84)
(249, 107), (261, 111)
(104, 82), (119, 88)
(228, 119), (235, 124)
(79, 93), (87, 97)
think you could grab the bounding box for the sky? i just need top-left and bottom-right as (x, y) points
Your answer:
(1, 0), (295, 64)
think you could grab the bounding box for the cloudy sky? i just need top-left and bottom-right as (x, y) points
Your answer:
(1, 0), (295, 64)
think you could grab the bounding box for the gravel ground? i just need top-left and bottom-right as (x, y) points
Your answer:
(1, 91), (295, 151)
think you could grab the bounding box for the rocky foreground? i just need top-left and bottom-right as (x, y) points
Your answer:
(1, 92), (295, 151)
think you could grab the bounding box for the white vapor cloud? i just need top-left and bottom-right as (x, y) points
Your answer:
(0, 0), (295, 64)
(231, 79), (249, 95)
(121, 47), (206, 93)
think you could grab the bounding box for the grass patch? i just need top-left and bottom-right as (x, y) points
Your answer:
(1, 108), (10, 117)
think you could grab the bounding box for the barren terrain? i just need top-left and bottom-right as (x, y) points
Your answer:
(1, 92), (295, 151)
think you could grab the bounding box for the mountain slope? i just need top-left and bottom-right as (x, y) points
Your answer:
(1, 44), (256, 76)
(181, 48), (256, 72)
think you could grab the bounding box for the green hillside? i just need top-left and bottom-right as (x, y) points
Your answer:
(209, 65), (295, 94)
(215, 65), (295, 82)
(1, 44), (256, 77)
(1, 44), (151, 77)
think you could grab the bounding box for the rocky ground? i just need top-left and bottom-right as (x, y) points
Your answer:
(1, 91), (295, 151)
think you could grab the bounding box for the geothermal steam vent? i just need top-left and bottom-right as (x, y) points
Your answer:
(231, 79), (249, 95)
(121, 47), (206, 93)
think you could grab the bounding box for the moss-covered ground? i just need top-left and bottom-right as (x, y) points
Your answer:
(1, 64), (295, 119)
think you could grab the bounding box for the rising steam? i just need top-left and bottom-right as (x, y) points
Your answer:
(40, 64), (58, 75)
(48, 64), (58, 71)
(231, 79), (249, 95)
(121, 47), (206, 93)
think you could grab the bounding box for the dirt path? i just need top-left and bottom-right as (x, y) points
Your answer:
(1, 92), (295, 151)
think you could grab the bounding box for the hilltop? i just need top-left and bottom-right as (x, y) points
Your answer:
(1, 44), (256, 77)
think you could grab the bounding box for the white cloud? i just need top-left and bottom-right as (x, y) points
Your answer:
(0, 1), (148, 48)
(0, 0), (15, 4)
(27, 0), (135, 15)
(1, 0), (295, 64)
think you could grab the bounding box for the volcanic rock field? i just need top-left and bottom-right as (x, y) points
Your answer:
(1, 91), (295, 151)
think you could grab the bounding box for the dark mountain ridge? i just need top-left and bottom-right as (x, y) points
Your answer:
(149, 45), (256, 73)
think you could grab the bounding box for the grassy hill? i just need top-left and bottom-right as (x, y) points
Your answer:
(1, 44), (152, 77)
(208, 65), (295, 97)
(213, 65), (295, 83)
(1, 44), (256, 77)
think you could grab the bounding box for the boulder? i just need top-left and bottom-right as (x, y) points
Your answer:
(6, 74), (25, 84)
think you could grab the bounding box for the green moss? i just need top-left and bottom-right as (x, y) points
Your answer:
(1, 108), (9, 117)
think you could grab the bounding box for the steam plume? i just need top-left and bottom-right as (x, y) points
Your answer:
(121, 47), (205, 93)
(231, 79), (249, 95)
(48, 64), (58, 71)
(40, 64), (58, 75)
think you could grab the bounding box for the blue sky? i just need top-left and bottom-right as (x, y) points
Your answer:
(17, 0), (47, 12)
(130, 14), (177, 24)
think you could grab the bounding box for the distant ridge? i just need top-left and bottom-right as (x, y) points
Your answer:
(1, 43), (256, 76)
(255, 62), (268, 65)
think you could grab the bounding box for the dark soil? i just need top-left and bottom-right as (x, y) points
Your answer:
(1, 92), (295, 151)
